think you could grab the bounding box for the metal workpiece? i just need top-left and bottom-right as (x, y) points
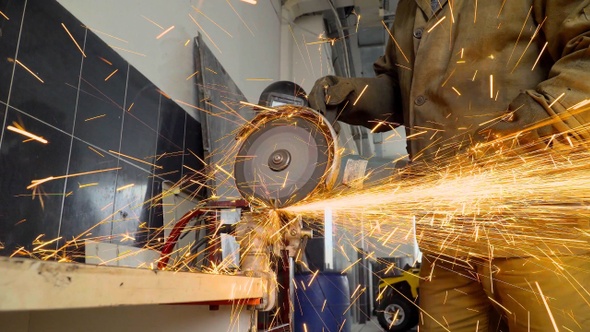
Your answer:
(234, 106), (340, 208)
(236, 212), (279, 312)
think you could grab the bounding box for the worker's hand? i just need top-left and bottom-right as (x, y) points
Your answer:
(483, 93), (556, 150)
(308, 75), (355, 124)
(308, 75), (400, 132)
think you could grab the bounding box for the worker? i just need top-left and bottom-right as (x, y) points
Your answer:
(309, 1), (590, 331)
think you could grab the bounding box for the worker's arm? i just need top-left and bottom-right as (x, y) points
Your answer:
(491, 0), (590, 146)
(308, 25), (403, 132)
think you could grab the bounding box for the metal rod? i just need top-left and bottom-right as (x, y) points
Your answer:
(289, 256), (295, 332)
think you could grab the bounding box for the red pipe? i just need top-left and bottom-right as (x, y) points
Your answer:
(158, 208), (205, 270)
(157, 199), (249, 270)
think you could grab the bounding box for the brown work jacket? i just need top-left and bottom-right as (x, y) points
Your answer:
(367, 0), (590, 257)
(372, 0), (590, 162)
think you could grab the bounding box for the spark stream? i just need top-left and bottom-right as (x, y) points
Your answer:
(284, 127), (590, 259)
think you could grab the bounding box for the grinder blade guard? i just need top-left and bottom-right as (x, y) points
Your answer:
(234, 105), (340, 208)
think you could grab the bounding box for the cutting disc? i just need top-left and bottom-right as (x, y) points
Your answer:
(234, 106), (338, 208)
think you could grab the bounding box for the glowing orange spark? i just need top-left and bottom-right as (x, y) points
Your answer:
(0, 10), (9, 20)
(535, 281), (559, 331)
(108, 45), (146, 57)
(532, 41), (549, 71)
(352, 85), (369, 106)
(188, 14), (222, 54)
(84, 114), (106, 122)
(78, 182), (98, 189)
(156, 26), (175, 39)
(61, 23), (86, 57)
(186, 71), (199, 80)
(6, 125), (48, 144)
(87, 146), (104, 157)
(108, 150), (163, 169)
(99, 57), (113, 65)
(548, 92), (565, 109)
(192, 6), (233, 38)
(427, 16), (446, 33)
(226, 0), (254, 36)
(141, 15), (164, 30)
(116, 183), (135, 191)
(11, 58), (44, 83)
(246, 78), (273, 81)
(104, 69), (118, 81)
(240, 0), (257, 4)
(83, 26), (128, 43)
(382, 21), (409, 63)
(27, 167), (121, 189)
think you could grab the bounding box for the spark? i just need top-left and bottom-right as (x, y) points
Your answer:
(189, 13), (222, 54)
(184, 39), (191, 46)
(507, 6), (533, 67)
(78, 182), (98, 189)
(6, 125), (48, 144)
(104, 69), (118, 81)
(85, 114), (106, 122)
(11, 58), (44, 83)
(489, 75), (494, 99)
(192, 6), (233, 38)
(352, 85), (368, 106)
(82, 25), (128, 43)
(61, 23), (86, 57)
(452, 87), (461, 96)
(108, 150), (163, 169)
(127, 103), (134, 112)
(87, 146), (105, 157)
(186, 71), (199, 80)
(226, 0), (254, 36)
(427, 16), (446, 33)
(487, 296), (512, 315)
(141, 15), (164, 30)
(548, 92), (566, 109)
(156, 89), (171, 99)
(108, 45), (146, 57)
(511, 16), (547, 73)
(382, 20), (409, 63)
(99, 57), (113, 65)
(532, 41), (549, 71)
(27, 167), (121, 189)
(536, 281), (559, 331)
(406, 130), (428, 139)
(0, 10), (9, 20)
(156, 26), (175, 39)
(240, 0), (257, 4)
(246, 78), (273, 81)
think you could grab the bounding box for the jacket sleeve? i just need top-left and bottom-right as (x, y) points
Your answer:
(330, 23), (403, 130)
(519, 0), (590, 143)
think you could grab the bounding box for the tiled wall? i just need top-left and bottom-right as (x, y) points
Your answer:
(0, 0), (204, 255)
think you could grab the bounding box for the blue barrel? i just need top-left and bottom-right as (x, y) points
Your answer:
(294, 272), (351, 332)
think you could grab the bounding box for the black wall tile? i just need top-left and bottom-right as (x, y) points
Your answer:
(60, 139), (119, 247)
(119, 66), (159, 172)
(110, 166), (154, 245)
(182, 114), (206, 196)
(0, 108), (69, 255)
(156, 98), (186, 183)
(0, 0), (25, 104)
(8, 0), (85, 133)
(74, 32), (127, 152)
(0, 0), (206, 256)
